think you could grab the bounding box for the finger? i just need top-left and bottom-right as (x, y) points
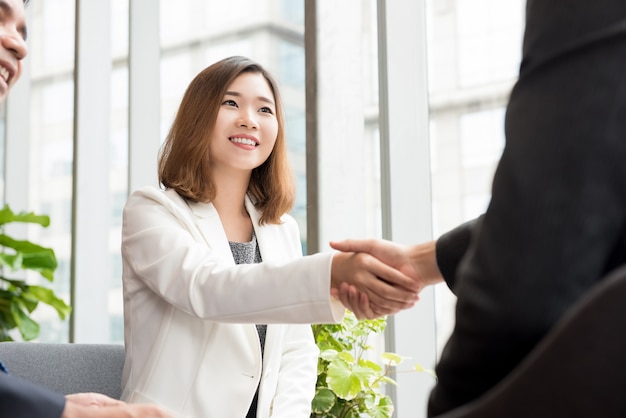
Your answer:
(370, 301), (393, 317)
(329, 239), (376, 253)
(356, 289), (376, 319)
(346, 285), (363, 319)
(334, 282), (354, 311)
(348, 285), (374, 320)
(66, 393), (124, 407)
(369, 296), (416, 314)
(336, 283), (376, 320)
(364, 255), (421, 294)
(135, 405), (177, 418)
(365, 282), (418, 314)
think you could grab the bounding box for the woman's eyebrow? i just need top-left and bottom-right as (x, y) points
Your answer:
(258, 96), (275, 106)
(224, 91), (275, 106)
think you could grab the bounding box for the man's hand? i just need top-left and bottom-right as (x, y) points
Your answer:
(63, 393), (177, 418)
(330, 250), (420, 319)
(330, 239), (444, 319)
(65, 393), (125, 408)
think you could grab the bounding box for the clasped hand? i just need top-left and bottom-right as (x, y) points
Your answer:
(329, 238), (442, 320)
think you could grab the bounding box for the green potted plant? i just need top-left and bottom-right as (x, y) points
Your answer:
(311, 312), (435, 418)
(0, 204), (71, 341)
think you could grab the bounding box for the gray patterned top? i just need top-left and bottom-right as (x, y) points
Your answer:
(229, 232), (265, 418)
(228, 232), (266, 353)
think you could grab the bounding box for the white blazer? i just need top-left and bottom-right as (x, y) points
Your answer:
(120, 186), (344, 417)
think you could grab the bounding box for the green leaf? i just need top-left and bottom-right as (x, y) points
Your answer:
(320, 349), (339, 362)
(18, 293), (39, 313)
(0, 235), (57, 279)
(343, 408), (361, 418)
(364, 395), (395, 418)
(0, 276), (28, 287)
(311, 388), (336, 414)
(414, 363), (437, 378)
(0, 305), (18, 330)
(0, 253), (22, 270)
(10, 303), (40, 341)
(326, 358), (363, 400)
(377, 375), (398, 386)
(22, 251), (58, 271)
(26, 286), (71, 319)
(0, 204), (68, 342)
(352, 364), (378, 390)
(337, 350), (354, 363)
(381, 352), (405, 366)
(312, 312), (434, 416)
(0, 234), (53, 254)
(361, 359), (383, 373)
(0, 205), (50, 227)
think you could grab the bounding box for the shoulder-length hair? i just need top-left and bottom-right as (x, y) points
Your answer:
(158, 56), (295, 225)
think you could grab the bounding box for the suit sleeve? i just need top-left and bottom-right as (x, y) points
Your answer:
(0, 373), (65, 418)
(435, 217), (480, 292)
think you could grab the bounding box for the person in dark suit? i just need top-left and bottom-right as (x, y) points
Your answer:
(0, 1), (174, 417)
(331, 0), (626, 416)
(1, 371), (65, 416)
(1, 370), (176, 417)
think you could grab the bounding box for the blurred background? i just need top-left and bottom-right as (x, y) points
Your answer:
(0, 0), (525, 415)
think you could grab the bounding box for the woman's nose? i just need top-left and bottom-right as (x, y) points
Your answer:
(1, 32), (28, 61)
(238, 111), (258, 129)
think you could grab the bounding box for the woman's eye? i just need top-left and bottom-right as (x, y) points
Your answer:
(259, 107), (274, 114)
(222, 99), (237, 107)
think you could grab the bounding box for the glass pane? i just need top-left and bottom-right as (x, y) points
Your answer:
(27, 0), (76, 343)
(426, 0), (526, 355)
(109, 0), (130, 344)
(12, 0), (130, 343)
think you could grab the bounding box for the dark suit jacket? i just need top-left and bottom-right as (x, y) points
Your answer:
(428, 1), (626, 416)
(0, 372), (65, 417)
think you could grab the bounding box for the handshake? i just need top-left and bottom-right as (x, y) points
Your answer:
(329, 238), (444, 320)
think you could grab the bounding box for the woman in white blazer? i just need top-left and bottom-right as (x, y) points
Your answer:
(121, 56), (419, 418)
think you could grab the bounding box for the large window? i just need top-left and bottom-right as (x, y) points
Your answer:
(3, 1), (527, 416)
(427, 0), (525, 351)
(15, 0), (76, 343)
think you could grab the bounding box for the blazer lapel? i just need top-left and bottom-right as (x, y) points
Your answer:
(244, 195), (287, 264)
(185, 200), (235, 265)
(184, 195), (294, 265)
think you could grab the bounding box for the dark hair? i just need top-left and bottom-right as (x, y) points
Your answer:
(158, 56), (295, 225)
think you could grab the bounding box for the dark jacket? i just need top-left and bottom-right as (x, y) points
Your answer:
(0, 372), (65, 417)
(428, 1), (626, 416)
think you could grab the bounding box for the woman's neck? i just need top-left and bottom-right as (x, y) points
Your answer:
(211, 169), (254, 242)
(211, 169), (250, 214)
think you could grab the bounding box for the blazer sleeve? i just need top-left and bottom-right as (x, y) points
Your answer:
(0, 373), (65, 418)
(122, 187), (344, 324)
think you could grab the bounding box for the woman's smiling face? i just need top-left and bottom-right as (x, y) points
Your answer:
(208, 71), (278, 175)
(0, 0), (28, 103)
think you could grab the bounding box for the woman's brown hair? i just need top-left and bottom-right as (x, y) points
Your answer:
(158, 56), (295, 225)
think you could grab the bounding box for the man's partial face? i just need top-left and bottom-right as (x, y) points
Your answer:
(0, 0), (27, 103)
